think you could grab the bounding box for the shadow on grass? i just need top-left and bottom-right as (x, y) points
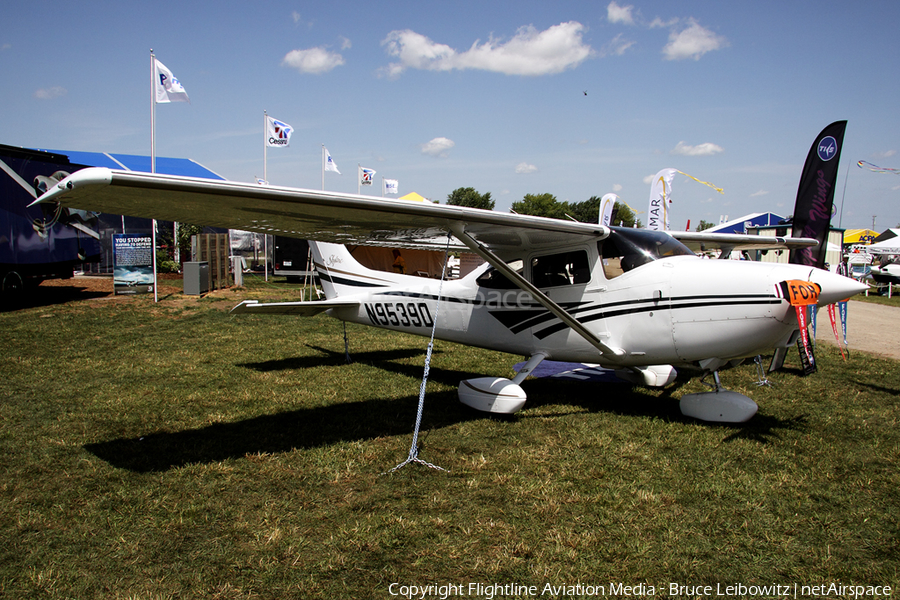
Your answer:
(850, 378), (900, 397)
(519, 377), (810, 443)
(0, 285), (110, 312)
(719, 413), (809, 443)
(85, 390), (476, 473)
(87, 354), (813, 472)
(242, 345), (496, 391)
(239, 345), (429, 371)
(520, 377), (686, 421)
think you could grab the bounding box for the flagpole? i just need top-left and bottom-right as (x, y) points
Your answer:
(322, 144), (325, 191)
(357, 164), (361, 195)
(263, 110), (267, 184)
(150, 49), (158, 303)
(150, 50), (156, 174)
(263, 111), (268, 281)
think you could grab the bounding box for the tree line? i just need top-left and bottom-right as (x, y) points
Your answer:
(445, 187), (641, 228)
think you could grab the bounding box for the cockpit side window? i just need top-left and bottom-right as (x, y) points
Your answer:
(475, 259), (524, 289)
(531, 250), (590, 288)
(599, 228), (693, 279)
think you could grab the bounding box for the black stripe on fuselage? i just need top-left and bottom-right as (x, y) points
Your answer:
(348, 284), (782, 340)
(532, 294), (781, 339)
(318, 271), (389, 288)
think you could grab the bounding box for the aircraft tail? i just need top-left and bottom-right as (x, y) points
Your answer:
(788, 121), (847, 268)
(308, 241), (404, 299)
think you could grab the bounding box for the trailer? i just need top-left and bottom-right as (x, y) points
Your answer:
(0, 144), (102, 295)
(273, 236), (316, 282)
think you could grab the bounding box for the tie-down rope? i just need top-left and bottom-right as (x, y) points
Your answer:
(383, 233), (453, 474)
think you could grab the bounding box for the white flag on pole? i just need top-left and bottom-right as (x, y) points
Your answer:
(265, 116), (293, 147)
(647, 168), (676, 231)
(359, 166), (376, 186)
(154, 59), (190, 103)
(599, 193), (617, 227)
(383, 178), (399, 195)
(324, 148), (340, 173)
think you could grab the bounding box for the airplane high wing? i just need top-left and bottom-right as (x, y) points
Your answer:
(30, 168), (611, 253)
(669, 230), (814, 255)
(30, 168), (817, 255)
(32, 166), (867, 423)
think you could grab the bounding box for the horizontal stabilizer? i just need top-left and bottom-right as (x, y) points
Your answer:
(231, 299), (359, 316)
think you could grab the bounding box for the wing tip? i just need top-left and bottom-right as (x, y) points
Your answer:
(28, 167), (113, 207)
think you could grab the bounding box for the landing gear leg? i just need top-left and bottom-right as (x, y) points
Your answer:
(458, 352), (548, 414)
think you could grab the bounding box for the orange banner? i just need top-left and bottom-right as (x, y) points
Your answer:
(780, 280), (821, 306)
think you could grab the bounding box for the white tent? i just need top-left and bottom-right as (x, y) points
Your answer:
(866, 238), (900, 255)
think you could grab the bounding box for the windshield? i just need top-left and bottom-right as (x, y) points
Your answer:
(599, 228), (694, 278)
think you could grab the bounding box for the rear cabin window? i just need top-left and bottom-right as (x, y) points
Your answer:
(531, 250), (590, 288)
(475, 259), (524, 289)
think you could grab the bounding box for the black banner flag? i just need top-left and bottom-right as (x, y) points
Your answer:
(789, 120), (847, 269)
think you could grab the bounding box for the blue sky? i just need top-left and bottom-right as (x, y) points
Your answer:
(2, 0), (899, 231)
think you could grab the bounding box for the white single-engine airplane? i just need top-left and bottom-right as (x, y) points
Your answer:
(32, 167), (866, 423)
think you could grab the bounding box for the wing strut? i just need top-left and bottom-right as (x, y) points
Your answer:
(448, 222), (625, 362)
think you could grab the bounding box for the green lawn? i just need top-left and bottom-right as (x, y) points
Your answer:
(1, 279), (897, 598)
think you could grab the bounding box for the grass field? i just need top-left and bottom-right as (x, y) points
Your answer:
(1, 276), (898, 599)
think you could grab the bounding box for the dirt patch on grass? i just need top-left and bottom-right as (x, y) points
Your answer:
(31, 275), (243, 311)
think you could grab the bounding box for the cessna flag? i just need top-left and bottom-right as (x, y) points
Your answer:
(789, 121), (847, 268)
(647, 168), (676, 231)
(154, 59), (190, 103)
(359, 166), (376, 186)
(266, 116), (293, 148)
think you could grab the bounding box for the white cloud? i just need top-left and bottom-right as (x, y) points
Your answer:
(1, 43), (10, 51)
(612, 184), (623, 192)
(649, 17), (679, 29)
(339, 36), (352, 50)
(671, 141), (724, 156)
(750, 190), (769, 197)
(874, 150), (897, 159)
(282, 47), (345, 74)
(601, 33), (636, 57)
(642, 174), (655, 185)
(607, 1), (636, 25)
(420, 137), (455, 157)
(34, 86), (67, 100)
(291, 11), (302, 24)
(515, 162), (538, 174)
(380, 21), (594, 77)
(663, 20), (728, 60)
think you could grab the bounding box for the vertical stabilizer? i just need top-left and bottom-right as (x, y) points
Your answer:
(789, 121), (847, 268)
(308, 242), (401, 299)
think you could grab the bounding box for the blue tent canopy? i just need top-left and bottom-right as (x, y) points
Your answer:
(704, 212), (786, 235)
(40, 149), (225, 180)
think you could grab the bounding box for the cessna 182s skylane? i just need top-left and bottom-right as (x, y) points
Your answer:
(32, 165), (866, 423)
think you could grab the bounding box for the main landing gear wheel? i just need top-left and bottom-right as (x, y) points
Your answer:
(679, 371), (758, 423)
